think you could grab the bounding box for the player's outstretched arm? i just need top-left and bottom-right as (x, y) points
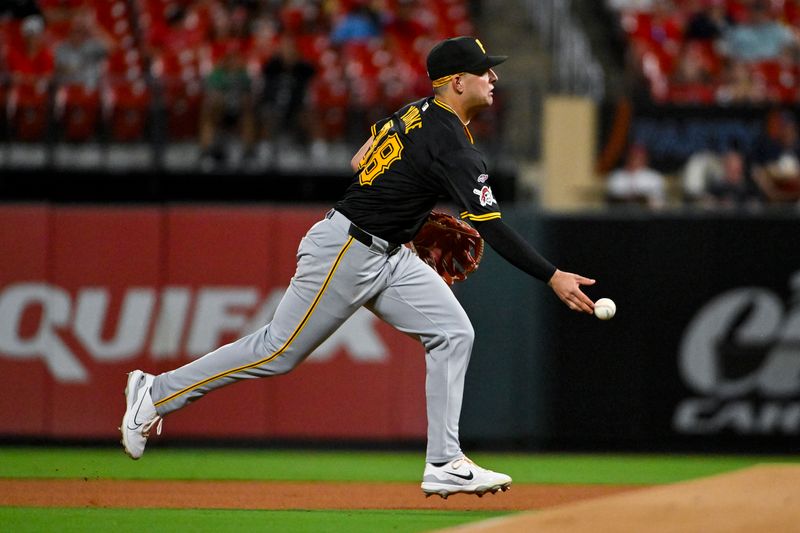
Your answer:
(548, 269), (595, 314)
(475, 218), (595, 314)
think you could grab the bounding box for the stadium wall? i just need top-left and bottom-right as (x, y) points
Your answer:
(0, 204), (797, 453)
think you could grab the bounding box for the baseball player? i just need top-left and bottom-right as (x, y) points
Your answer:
(121, 36), (596, 498)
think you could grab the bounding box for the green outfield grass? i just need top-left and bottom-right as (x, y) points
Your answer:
(2, 446), (799, 532)
(1, 508), (501, 533)
(2, 446), (797, 484)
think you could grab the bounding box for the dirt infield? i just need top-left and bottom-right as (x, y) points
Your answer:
(8, 468), (797, 531)
(445, 465), (800, 532)
(0, 479), (639, 511)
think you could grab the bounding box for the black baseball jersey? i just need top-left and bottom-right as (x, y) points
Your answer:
(334, 96), (502, 244)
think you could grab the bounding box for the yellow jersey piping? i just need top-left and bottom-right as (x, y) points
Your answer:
(432, 98), (474, 144)
(154, 237), (356, 408)
(460, 212), (502, 221)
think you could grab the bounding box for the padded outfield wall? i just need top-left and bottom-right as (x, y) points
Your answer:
(0, 204), (797, 453)
(459, 209), (800, 453)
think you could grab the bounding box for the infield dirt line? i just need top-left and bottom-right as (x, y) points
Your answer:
(442, 465), (800, 532)
(0, 480), (642, 511)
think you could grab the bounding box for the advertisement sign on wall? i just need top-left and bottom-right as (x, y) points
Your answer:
(674, 272), (800, 436)
(0, 206), (427, 440)
(2, 206), (798, 452)
(512, 214), (800, 452)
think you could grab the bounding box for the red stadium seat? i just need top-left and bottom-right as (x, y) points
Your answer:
(667, 83), (716, 105)
(104, 80), (152, 141)
(309, 77), (349, 141)
(91, 0), (134, 47)
(0, 17), (23, 52)
(162, 79), (203, 140)
(295, 33), (330, 66)
(754, 60), (783, 85)
(151, 48), (204, 84)
(431, 0), (473, 37)
(7, 81), (50, 142)
(54, 84), (101, 142)
(751, 60), (799, 103)
(279, 5), (306, 34)
(106, 48), (144, 83)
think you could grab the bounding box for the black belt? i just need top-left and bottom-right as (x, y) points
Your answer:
(326, 209), (400, 255)
(348, 223), (401, 256)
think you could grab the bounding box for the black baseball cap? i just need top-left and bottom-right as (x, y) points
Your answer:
(426, 36), (508, 81)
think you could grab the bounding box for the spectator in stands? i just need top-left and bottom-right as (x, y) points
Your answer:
(143, 2), (207, 63)
(684, 0), (731, 42)
(38, 0), (83, 23)
(715, 58), (768, 103)
(5, 14), (53, 142)
(700, 148), (762, 209)
(721, 1), (798, 62)
(382, 0), (429, 44)
(682, 149), (723, 201)
(380, 0), (432, 105)
(606, 142), (667, 208)
(259, 34), (316, 146)
(248, 15), (279, 66)
(6, 14), (53, 86)
(669, 41), (715, 102)
(54, 9), (114, 90)
(329, 1), (382, 45)
(750, 110), (800, 203)
(203, 2), (251, 63)
(199, 41), (256, 170)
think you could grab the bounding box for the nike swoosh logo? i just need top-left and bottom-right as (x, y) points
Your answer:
(126, 383), (149, 430)
(127, 407), (145, 430)
(446, 470), (474, 481)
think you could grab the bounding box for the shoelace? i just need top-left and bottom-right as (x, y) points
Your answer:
(456, 456), (486, 472)
(142, 415), (163, 437)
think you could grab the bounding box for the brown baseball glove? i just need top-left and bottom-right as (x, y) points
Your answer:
(411, 211), (484, 285)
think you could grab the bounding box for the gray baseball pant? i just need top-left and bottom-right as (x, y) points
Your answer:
(150, 209), (474, 463)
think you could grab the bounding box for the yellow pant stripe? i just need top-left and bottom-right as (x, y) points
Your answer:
(154, 237), (355, 408)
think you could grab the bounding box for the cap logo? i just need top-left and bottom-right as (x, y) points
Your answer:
(426, 36), (506, 82)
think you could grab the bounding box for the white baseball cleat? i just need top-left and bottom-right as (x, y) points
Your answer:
(120, 370), (162, 460)
(421, 456), (512, 498)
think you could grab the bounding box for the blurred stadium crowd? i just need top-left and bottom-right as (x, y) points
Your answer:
(605, 0), (800, 209)
(0, 0), (473, 171)
(612, 0), (800, 104)
(2, 0), (799, 208)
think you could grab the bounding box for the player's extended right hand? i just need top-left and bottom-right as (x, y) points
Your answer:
(548, 269), (595, 314)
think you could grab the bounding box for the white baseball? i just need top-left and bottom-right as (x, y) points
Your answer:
(594, 298), (616, 320)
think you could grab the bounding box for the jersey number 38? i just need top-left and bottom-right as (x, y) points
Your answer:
(359, 131), (404, 186)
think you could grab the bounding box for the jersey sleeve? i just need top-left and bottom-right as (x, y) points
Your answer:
(432, 148), (502, 222)
(369, 116), (392, 138)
